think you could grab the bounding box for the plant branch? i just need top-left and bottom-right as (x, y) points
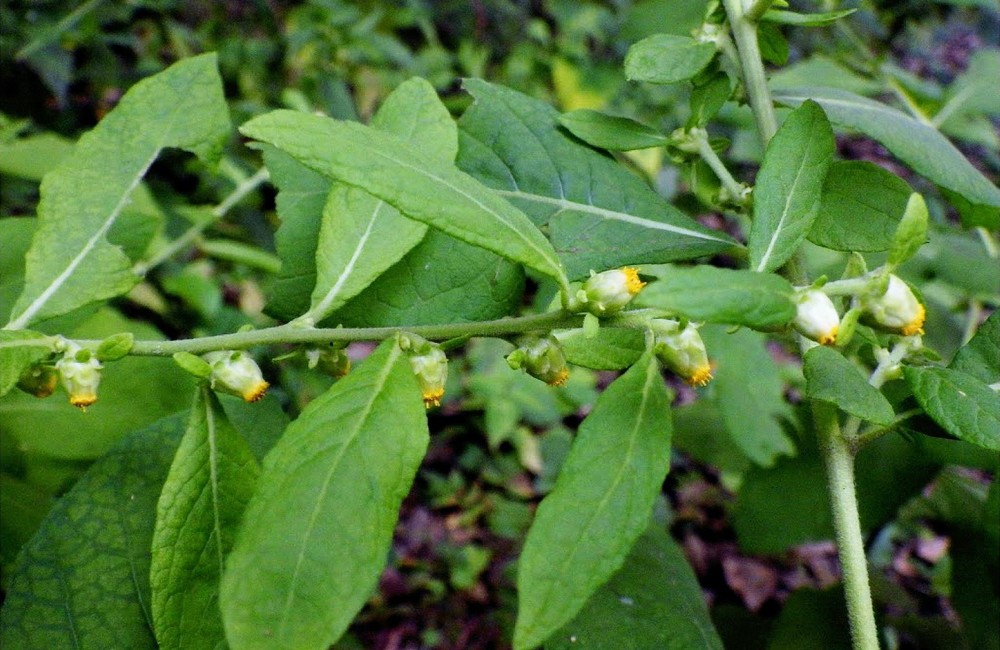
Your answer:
(691, 129), (749, 205)
(74, 310), (590, 356)
(133, 167), (270, 276)
(721, 0), (778, 144)
(814, 402), (881, 650)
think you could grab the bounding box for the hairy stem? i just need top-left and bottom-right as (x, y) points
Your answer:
(814, 402), (880, 649)
(721, 0), (778, 143)
(74, 310), (587, 356)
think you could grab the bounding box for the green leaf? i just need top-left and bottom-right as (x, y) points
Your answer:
(624, 34), (717, 85)
(457, 79), (735, 279)
(220, 339), (429, 650)
(637, 266), (796, 329)
(547, 524), (723, 649)
(514, 351), (672, 650)
(5, 54), (229, 329)
(0, 132), (73, 180)
(770, 56), (882, 96)
(809, 161), (912, 252)
(688, 73), (732, 128)
(803, 346), (894, 425)
(332, 229), (524, 326)
(150, 389), (259, 650)
(239, 109), (569, 291)
(904, 366), (1000, 451)
(0, 412), (188, 649)
(558, 110), (669, 151)
(305, 77), (456, 323)
(556, 327), (645, 370)
(950, 310), (999, 384)
(0, 329), (53, 397)
(757, 22), (789, 66)
(761, 8), (855, 26)
(888, 193), (929, 267)
(701, 326), (795, 466)
(773, 87), (1000, 208)
(749, 100), (835, 272)
(261, 146), (331, 321)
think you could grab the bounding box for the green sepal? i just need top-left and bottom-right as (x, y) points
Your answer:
(887, 193), (929, 268)
(172, 351), (213, 379)
(96, 332), (135, 361)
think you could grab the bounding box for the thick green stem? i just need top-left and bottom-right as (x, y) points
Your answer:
(74, 310), (587, 356)
(721, 0), (778, 144)
(814, 402), (881, 649)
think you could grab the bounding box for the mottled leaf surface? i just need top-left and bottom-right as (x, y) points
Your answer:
(950, 310), (999, 384)
(514, 352), (672, 650)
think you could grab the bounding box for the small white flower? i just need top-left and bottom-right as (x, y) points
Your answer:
(862, 274), (925, 336)
(794, 289), (840, 345)
(408, 345), (448, 408)
(203, 350), (269, 402)
(577, 267), (646, 316)
(507, 337), (570, 387)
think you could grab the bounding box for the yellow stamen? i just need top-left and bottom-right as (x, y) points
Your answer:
(817, 325), (839, 346)
(900, 304), (925, 336)
(547, 368), (570, 387)
(241, 381), (269, 403)
(70, 394), (97, 410)
(622, 267), (646, 295)
(685, 365), (713, 387)
(422, 388), (444, 408)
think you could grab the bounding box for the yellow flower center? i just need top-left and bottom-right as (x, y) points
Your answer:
(900, 304), (925, 336)
(241, 381), (270, 403)
(422, 388), (444, 408)
(685, 364), (714, 387)
(817, 325), (839, 346)
(547, 368), (570, 387)
(70, 393), (97, 410)
(622, 267), (646, 295)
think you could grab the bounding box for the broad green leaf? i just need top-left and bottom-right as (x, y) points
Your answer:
(5, 54), (229, 330)
(0, 412), (187, 649)
(548, 524), (723, 650)
(150, 389), (260, 650)
(624, 34), (717, 85)
(749, 100), (835, 272)
(803, 346), (894, 425)
(941, 48), (1000, 118)
(773, 87), (1000, 208)
(950, 310), (999, 384)
(758, 22), (789, 66)
(514, 351), (672, 650)
(262, 146), (331, 321)
(701, 326), (795, 466)
(809, 161), (912, 252)
(0, 308), (193, 460)
(220, 339), (429, 650)
(621, 0), (710, 40)
(556, 327), (645, 370)
(637, 266), (796, 329)
(239, 109), (569, 291)
(305, 77), (456, 323)
(688, 74), (732, 128)
(770, 56), (882, 96)
(457, 79), (735, 279)
(558, 110), (669, 151)
(905, 366), (1000, 451)
(761, 8), (855, 26)
(0, 330), (53, 397)
(332, 229), (524, 326)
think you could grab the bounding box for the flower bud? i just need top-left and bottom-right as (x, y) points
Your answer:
(17, 364), (58, 398)
(507, 337), (570, 387)
(56, 344), (103, 409)
(651, 319), (713, 386)
(202, 350), (269, 403)
(407, 343), (448, 408)
(305, 343), (351, 378)
(861, 274), (925, 336)
(576, 267), (646, 316)
(793, 289), (840, 345)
